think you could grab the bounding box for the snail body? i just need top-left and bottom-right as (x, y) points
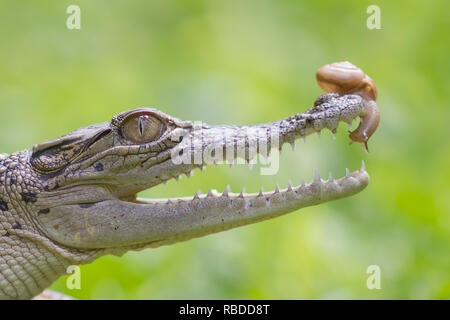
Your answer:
(316, 61), (380, 152)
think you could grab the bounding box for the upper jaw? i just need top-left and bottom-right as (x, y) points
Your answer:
(136, 93), (367, 189)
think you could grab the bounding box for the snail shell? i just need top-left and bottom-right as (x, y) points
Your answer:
(316, 61), (377, 101)
(316, 61), (380, 152)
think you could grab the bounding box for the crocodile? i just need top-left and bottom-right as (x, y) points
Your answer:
(0, 62), (379, 299)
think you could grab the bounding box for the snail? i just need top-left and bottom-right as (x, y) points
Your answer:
(316, 61), (380, 152)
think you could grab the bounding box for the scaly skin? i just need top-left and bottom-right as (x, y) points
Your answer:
(0, 62), (378, 299)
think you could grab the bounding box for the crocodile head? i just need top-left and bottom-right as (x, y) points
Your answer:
(26, 62), (378, 257)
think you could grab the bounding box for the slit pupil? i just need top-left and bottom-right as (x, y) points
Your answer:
(138, 117), (144, 137)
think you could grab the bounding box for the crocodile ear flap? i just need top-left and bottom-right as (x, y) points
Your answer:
(31, 135), (86, 172)
(31, 126), (111, 172)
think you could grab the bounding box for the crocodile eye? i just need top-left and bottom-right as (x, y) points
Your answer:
(122, 113), (164, 143)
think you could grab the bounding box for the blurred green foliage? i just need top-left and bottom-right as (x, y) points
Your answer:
(0, 0), (449, 299)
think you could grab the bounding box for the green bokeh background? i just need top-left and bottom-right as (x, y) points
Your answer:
(1, 0), (449, 299)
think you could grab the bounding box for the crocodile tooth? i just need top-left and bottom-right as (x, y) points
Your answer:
(274, 184), (280, 193)
(238, 188), (245, 198)
(317, 131), (321, 138)
(207, 190), (215, 197)
(287, 181), (293, 192)
(249, 163), (254, 170)
(328, 172), (334, 182)
(314, 168), (321, 182)
(223, 185), (231, 197)
(360, 160), (366, 172)
(303, 136), (306, 143)
(290, 141), (295, 151)
(346, 168), (350, 177)
(301, 179), (306, 187)
(348, 123), (353, 131)
(258, 186), (264, 197)
(193, 190), (202, 200)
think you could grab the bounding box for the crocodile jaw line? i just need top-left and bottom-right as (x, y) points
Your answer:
(137, 164), (369, 205)
(34, 93), (372, 251)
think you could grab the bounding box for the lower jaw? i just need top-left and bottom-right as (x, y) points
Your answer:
(136, 160), (369, 206)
